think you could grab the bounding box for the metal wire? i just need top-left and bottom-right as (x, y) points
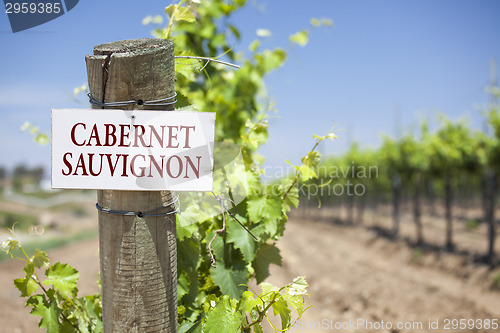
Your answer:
(207, 191), (258, 268)
(87, 92), (177, 107)
(96, 195), (180, 217)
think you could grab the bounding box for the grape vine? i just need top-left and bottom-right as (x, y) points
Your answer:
(7, 0), (335, 332)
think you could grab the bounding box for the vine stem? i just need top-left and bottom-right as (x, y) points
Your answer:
(243, 287), (284, 329)
(282, 140), (321, 201)
(35, 279), (83, 333)
(207, 199), (227, 268)
(9, 232), (84, 333)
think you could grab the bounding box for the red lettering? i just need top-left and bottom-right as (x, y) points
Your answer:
(130, 154), (146, 177)
(180, 126), (196, 148)
(88, 154), (104, 176)
(62, 152), (72, 175)
(133, 125), (149, 147)
(149, 125), (165, 147)
(70, 123), (86, 146)
(119, 124), (130, 147)
(148, 155), (165, 177)
(105, 154), (121, 176)
(121, 154), (129, 177)
(184, 155), (202, 179)
(166, 155), (183, 178)
(86, 124), (102, 147)
(73, 153), (88, 176)
(166, 125), (179, 148)
(104, 124), (117, 146)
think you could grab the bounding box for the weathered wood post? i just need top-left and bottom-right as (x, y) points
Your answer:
(85, 39), (177, 332)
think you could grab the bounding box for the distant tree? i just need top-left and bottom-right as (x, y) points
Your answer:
(485, 98), (500, 265)
(428, 117), (475, 250)
(0, 166), (6, 180)
(11, 164), (45, 192)
(380, 136), (403, 237)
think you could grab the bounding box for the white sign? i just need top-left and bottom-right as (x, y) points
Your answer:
(51, 109), (215, 191)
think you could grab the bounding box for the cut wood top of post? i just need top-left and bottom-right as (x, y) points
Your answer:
(93, 38), (173, 57)
(85, 38), (175, 111)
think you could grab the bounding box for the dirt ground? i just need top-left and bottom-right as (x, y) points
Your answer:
(262, 207), (500, 333)
(1, 204), (499, 333)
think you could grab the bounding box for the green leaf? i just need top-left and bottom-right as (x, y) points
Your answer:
(285, 293), (305, 317)
(252, 244), (282, 284)
(298, 164), (317, 182)
(226, 218), (257, 262)
(177, 203), (212, 229)
(263, 218), (279, 238)
(253, 324), (264, 333)
(310, 18), (321, 27)
(258, 49), (287, 73)
(210, 262), (249, 298)
(27, 290), (62, 332)
(43, 262), (79, 298)
(272, 296), (291, 330)
(178, 238), (201, 270)
(175, 7), (196, 22)
(290, 276), (308, 295)
(310, 17), (333, 27)
(60, 321), (76, 333)
(178, 271), (191, 300)
(263, 197), (282, 220)
(3, 238), (19, 251)
(34, 133), (49, 145)
(289, 30), (309, 47)
(204, 295), (241, 332)
(259, 282), (278, 296)
(179, 320), (202, 333)
(14, 276), (38, 297)
(33, 249), (49, 268)
(165, 4), (176, 17)
(14, 262), (38, 297)
(84, 295), (102, 330)
(239, 290), (263, 316)
(228, 24), (241, 40)
(282, 186), (299, 213)
(247, 197), (266, 222)
(302, 151), (321, 168)
(284, 277), (309, 316)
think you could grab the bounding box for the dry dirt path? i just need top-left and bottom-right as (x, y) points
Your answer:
(263, 216), (500, 333)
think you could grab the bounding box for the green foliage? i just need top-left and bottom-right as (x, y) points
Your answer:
(428, 116), (477, 176)
(289, 30), (309, 47)
(179, 277), (310, 332)
(491, 273), (500, 290)
(0, 210), (37, 231)
(20, 122), (49, 146)
(2, 228), (102, 332)
(143, 0), (332, 329)
(10, 1), (332, 331)
(466, 219), (481, 230)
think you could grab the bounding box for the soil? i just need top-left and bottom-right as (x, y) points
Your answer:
(262, 207), (500, 333)
(1, 203), (499, 333)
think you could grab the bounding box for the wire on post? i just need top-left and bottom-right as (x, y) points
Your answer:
(96, 195), (180, 218)
(87, 92), (177, 107)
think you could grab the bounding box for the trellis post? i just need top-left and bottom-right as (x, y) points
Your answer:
(85, 38), (177, 332)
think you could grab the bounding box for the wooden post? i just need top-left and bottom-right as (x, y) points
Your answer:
(85, 39), (177, 332)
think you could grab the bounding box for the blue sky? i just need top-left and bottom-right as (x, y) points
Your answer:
(1, 0), (499, 174)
